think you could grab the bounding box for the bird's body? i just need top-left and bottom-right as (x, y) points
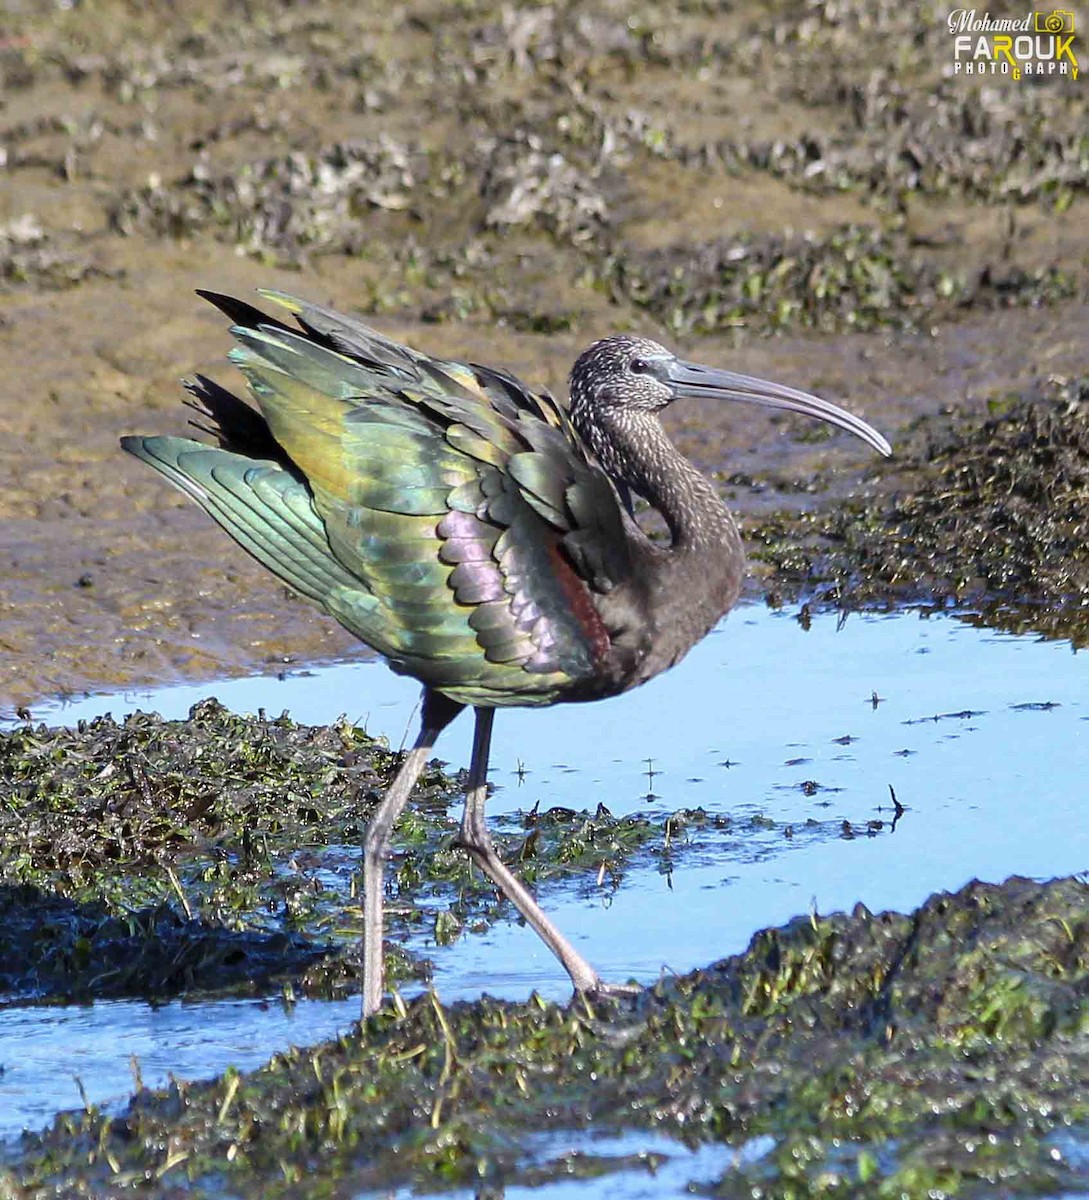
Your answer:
(123, 289), (889, 1015)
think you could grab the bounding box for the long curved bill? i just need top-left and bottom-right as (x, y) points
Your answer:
(668, 360), (891, 457)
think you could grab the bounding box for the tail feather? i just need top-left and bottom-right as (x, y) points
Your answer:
(182, 374), (285, 462)
(228, 325), (382, 400)
(258, 288), (421, 379)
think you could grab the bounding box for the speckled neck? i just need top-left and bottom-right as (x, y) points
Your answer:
(599, 409), (741, 557)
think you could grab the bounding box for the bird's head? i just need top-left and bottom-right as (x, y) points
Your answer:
(569, 334), (890, 468)
(569, 335), (678, 419)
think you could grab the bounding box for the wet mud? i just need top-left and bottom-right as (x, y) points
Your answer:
(1, 0), (1087, 1194)
(0, 0), (1087, 711)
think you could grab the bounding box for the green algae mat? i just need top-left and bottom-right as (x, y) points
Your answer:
(0, 874), (1085, 1198)
(1, 701), (1086, 1196)
(0, 701), (723, 1002)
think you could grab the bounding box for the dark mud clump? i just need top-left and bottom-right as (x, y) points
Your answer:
(0, 214), (115, 290)
(3, 875), (1086, 1197)
(753, 374), (1089, 642)
(0, 886), (328, 1001)
(110, 138), (434, 263)
(686, 62), (1087, 207)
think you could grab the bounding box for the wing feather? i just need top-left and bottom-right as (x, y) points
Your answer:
(124, 291), (635, 706)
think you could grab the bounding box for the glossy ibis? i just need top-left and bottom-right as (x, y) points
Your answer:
(122, 290), (890, 1016)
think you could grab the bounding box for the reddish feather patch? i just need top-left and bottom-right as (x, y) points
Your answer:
(547, 541), (611, 665)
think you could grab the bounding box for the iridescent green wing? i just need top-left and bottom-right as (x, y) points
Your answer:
(128, 292), (632, 707)
(257, 289), (631, 592)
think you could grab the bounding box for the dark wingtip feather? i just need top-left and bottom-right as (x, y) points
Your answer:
(182, 374), (288, 464)
(195, 289), (294, 335)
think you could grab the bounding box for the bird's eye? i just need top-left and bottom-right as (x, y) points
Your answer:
(630, 358), (650, 375)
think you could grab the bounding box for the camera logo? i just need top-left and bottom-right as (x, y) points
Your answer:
(1035, 10), (1075, 32)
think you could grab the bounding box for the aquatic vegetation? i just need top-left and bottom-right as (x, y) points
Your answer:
(604, 224), (1075, 335)
(3, 875), (1085, 1196)
(0, 702), (826, 1002)
(752, 374), (1089, 642)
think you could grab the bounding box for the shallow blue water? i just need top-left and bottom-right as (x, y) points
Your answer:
(370, 1131), (777, 1200)
(1, 602), (1087, 1188)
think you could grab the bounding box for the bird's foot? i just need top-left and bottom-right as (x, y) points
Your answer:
(583, 979), (642, 1004)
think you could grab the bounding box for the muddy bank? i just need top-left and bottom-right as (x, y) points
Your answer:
(1, 0), (1087, 711)
(2, 873), (1085, 1197)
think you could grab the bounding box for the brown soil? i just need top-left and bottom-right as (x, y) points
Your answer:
(1, 0), (1086, 712)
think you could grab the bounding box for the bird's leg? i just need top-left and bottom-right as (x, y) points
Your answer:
(457, 706), (604, 996)
(363, 690), (462, 1018)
